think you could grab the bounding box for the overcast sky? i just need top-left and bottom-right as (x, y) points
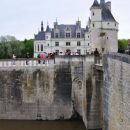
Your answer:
(0, 0), (129, 40)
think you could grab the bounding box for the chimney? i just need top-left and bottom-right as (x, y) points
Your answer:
(41, 21), (44, 32)
(100, 0), (105, 4)
(106, 1), (111, 11)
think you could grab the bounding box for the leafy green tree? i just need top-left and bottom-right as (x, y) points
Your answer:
(118, 39), (128, 50)
(0, 35), (34, 59)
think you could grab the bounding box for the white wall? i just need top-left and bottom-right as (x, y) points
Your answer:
(90, 8), (102, 22)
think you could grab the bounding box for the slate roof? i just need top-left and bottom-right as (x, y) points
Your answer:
(46, 25), (51, 32)
(101, 3), (116, 22)
(51, 24), (86, 38)
(91, 0), (100, 9)
(91, 0), (116, 22)
(35, 31), (45, 40)
(35, 24), (88, 40)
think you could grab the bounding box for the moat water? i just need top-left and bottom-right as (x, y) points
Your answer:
(0, 120), (86, 130)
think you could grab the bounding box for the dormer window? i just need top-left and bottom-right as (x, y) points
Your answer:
(55, 33), (59, 38)
(77, 33), (81, 38)
(66, 33), (71, 38)
(65, 26), (71, 38)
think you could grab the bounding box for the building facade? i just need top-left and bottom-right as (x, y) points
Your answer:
(34, 0), (118, 58)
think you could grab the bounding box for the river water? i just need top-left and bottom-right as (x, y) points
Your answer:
(0, 120), (86, 130)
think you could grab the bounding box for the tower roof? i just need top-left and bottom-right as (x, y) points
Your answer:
(101, 3), (116, 22)
(46, 25), (51, 33)
(100, 0), (105, 5)
(91, 0), (100, 9)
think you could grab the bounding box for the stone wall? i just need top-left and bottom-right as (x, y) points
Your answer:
(103, 53), (130, 130)
(0, 65), (73, 120)
(0, 56), (103, 130)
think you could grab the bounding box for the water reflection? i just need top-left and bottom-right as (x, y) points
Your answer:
(0, 120), (86, 130)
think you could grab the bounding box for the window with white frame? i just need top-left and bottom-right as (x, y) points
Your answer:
(77, 33), (81, 38)
(77, 41), (81, 46)
(66, 33), (71, 38)
(66, 42), (70, 46)
(55, 33), (59, 38)
(41, 44), (43, 51)
(55, 42), (59, 46)
(38, 44), (39, 52)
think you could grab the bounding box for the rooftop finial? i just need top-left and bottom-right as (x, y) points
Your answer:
(56, 17), (58, 23)
(41, 21), (44, 31)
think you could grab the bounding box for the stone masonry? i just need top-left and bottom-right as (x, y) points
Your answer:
(0, 56), (103, 130)
(103, 53), (130, 130)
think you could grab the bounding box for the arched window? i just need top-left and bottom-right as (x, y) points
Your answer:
(41, 44), (43, 51)
(38, 44), (39, 52)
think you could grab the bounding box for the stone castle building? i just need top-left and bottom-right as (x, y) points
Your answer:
(34, 0), (118, 57)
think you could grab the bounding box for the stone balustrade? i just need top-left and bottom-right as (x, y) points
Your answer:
(0, 59), (53, 67)
(0, 55), (95, 67)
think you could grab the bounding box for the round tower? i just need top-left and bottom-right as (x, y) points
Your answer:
(90, 0), (102, 52)
(90, 0), (102, 22)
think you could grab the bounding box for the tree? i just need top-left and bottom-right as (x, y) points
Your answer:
(0, 35), (34, 59)
(118, 39), (128, 50)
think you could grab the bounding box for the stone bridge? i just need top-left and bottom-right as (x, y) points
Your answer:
(0, 56), (103, 130)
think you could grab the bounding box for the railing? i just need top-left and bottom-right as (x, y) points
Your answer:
(0, 58), (54, 67)
(0, 55), (94, 68)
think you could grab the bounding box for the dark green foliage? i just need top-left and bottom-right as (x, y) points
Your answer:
(118, 39), (128, 50)
(0, 38), (34, 59)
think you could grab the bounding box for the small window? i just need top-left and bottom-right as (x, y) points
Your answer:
(88, 36), (89, 38)
(93, 12), (94, 16)
(77, 49), (81, 55)
(93, 24), (95, 27)
(55, 50), (59, 55)
(66, 33), (71, 38)
(107, 37), (108, 39)
(55, 42), (59, 46)
(115, 24), (116, 27)
(48, 44), (49, 46)
(41, 44), (43, 51)
(88, 43), (89, 46)
(107, 22), (110, 25)
(66, 42), (70, 46)
(77, 41), (81, 46)
(77, 33), (81, 38)
(55, 33), (59, 38)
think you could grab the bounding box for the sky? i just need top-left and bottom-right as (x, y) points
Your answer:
(0, 0), (129, 40)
